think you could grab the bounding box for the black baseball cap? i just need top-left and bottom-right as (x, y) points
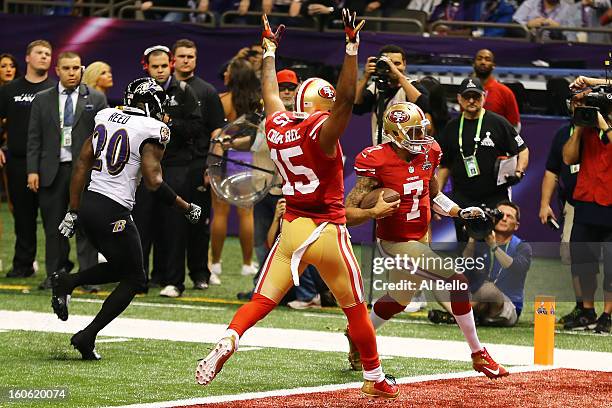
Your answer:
(459, 77), (485, 96)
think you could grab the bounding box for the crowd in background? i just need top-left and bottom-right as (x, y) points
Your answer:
(28, 0), (612, 43)
(0, 9), (610, 335)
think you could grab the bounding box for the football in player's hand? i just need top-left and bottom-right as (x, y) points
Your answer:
(360, 188), (401, 209)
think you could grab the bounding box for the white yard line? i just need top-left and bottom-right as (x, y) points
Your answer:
(96, 337), (132, 343)
(0, 310), (609, 372)
(105, 365), (554, 408)
(302, 312), (431, 325)
(72, 298), (225, 311)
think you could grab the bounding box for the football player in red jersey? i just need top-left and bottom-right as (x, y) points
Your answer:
(345, 101), (509, 379)
(195, 10), (400, 399)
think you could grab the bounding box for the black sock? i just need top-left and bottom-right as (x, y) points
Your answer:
(576, 301), (584, 310)
(582, 307), (596, 316)
(83, 281), (138, 336)
(71, 263), (122, 289)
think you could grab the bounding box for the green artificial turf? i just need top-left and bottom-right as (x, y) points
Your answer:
(1, 202), (610, 408)
(0, 330), (468, 407)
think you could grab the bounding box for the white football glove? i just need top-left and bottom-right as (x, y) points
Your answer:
(459, 206), (486, 220)
(185, 203), (202, 224)
(59, 211), (78, 238)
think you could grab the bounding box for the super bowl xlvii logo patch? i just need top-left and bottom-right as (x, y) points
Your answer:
(111, 219), (127, 233)
(481, 131), (495, 147)
(536, 301), (548, 315)
(422, 154), (432, 170)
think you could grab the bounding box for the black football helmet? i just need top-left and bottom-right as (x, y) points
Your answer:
(123, 77), (168, 121)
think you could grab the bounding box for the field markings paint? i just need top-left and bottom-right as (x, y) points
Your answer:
(105, 365), (554, 408)
(72, 298), (225, 311)
(0, 310), (610, 373)
(96, 337), (132, 343)
(237, 346), (262, 352)
(302, 312), (431, 325)
(0, 283), (245, 306)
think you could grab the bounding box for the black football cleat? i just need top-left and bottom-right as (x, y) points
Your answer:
(563, 308), (597, 330)
(51, 272), (71, 321)
(70, 331), (101, 361)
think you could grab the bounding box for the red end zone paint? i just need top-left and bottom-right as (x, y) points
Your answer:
(181, 369), (611, 408)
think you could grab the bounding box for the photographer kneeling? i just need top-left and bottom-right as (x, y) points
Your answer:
(429, 201), (532, 327)
(561, 77), (612, 334)
(353, 45), (430, 145)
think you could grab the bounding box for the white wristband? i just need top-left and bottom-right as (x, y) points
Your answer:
(432, 192), (457, 217)
(263, 49), (276, 59)
(345, 42), (359, 56)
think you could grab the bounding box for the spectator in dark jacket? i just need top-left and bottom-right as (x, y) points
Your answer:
(132, 45), (204, 298)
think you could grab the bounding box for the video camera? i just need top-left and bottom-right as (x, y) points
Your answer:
(464, 206), (504, 241)
(573, 85), (612, 127)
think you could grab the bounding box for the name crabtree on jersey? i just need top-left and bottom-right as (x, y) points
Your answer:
(87, 107), (170, 211)
(264, 110), (346, 224)
(354, 142), (442, 241)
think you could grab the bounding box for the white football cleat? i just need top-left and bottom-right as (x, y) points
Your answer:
(195, 336), (237, 385)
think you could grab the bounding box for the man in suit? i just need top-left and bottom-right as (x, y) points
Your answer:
(27, 51), (107, 289)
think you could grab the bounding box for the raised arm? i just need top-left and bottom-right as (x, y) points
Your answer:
(261, 14), (286, 116)
(563, 127), (582, 165)
(318, 9), (365, 156)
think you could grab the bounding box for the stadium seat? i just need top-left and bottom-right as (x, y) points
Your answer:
(383, 9), (427, 34)
(546, 77), (571, 116)
(502, 80), (531, 114)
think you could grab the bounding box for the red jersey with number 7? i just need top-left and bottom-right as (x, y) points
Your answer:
(265, 110), (346, 224)
(354, 142), (442, 241)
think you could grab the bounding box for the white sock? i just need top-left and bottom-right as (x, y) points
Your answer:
(369, 310), (388, 331)
(363, 365), (385, 382)
(223, 329), (240, 349)
(453, 311), (482, 353)
(211, 263), (222, 275)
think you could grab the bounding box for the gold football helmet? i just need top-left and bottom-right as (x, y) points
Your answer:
(383, 102), (433, 154)
(295, 77), (336, 113)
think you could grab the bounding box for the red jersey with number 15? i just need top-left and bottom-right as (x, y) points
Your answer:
(265, 110), (346, 224)
(354, 142), (442, 242)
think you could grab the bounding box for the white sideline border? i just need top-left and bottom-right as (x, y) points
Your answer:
(72, 298), (225, 311)
(106, 365), (554, 408)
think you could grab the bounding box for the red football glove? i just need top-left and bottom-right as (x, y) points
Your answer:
(342, 8), (365, 44)
(262, 14), (286, 56)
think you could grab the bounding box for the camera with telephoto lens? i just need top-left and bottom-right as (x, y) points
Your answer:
(573, 85), (612, 127)
(464, 206), (504, 241)
(371, 57), (392, 89)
